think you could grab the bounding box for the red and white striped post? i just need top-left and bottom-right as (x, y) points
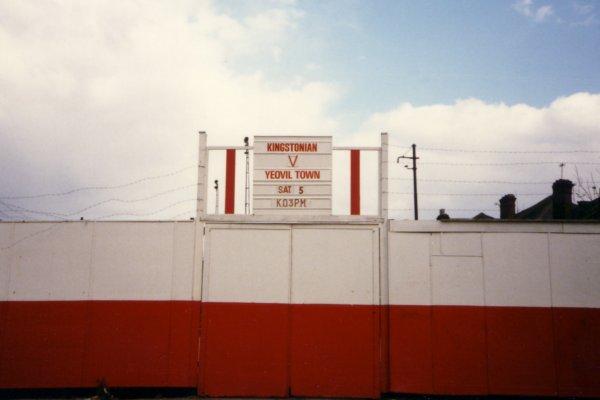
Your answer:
(225, 149), (236, 214)
(350, 149), (361, 215)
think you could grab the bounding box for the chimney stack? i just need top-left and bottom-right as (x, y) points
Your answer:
(499, 194), (516, 219)
(552, 179), (574, 219)
(437, 209), (450, 220)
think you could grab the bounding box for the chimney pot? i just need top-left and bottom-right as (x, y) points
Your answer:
(437, 209), (450, 220)
(499, 194), (516, 219)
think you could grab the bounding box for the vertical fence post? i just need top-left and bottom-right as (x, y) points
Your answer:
(379, 131), (390, 391)
(196, 131), (208, 219)
(380, 133), (388, 219)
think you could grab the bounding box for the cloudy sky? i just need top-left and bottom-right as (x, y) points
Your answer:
(1, 0), (599, 221)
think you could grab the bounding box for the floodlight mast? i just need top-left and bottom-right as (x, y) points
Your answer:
(244, 137), (250, 214)
(214, 180), (219, 214)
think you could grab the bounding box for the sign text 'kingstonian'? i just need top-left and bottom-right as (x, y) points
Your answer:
(266, 142), (318, 152)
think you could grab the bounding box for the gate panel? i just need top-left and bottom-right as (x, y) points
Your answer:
(290, 227), (380, 398)
(200, 302), (289, 396)
(200, 224), (380, 398)
(199, 225), (291, 397)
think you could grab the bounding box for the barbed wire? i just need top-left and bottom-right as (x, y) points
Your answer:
(0, 184), (197, 221)
(0, 199), (31, 220)
(169, 210), (196, 220)
(0, 165), (196, 200)
(94, 199), (196, 220)
(0, 199), (197, 250)
(0, 203), (64, 220)
(0, 223), (64, 251)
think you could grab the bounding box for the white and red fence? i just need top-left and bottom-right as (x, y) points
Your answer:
(1, 219), (599, 397)
(387, 221), (600, 397)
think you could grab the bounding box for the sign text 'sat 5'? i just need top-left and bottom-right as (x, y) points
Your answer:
(253, 136), (332, 215)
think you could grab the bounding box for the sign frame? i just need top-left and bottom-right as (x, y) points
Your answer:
(253, 136), (332, 216)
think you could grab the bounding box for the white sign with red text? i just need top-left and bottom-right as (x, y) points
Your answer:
(253, 136), (332, 215)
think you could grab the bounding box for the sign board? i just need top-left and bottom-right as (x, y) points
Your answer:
(253, 136), (332, 215)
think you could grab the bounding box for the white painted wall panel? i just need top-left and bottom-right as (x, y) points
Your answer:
(90, 222), (177, 300)
(291, 227), (377, 305)
(430, 233), (442, 256)
(0, 222), (197, 301)
(3, 220), (599, 308)
(431, 256), (484, 306)
(204, 226), (291, 304)
(550, 234), (600, 308)
(388, 233), (431, 306)
(9, 223), (93, 301)
(440, 233), (482, 256)
(0, 224), (13, 300)
(170, 222), (196, 300)
(482, 233), (551, 307)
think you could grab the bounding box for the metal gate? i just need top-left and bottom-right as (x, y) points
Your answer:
(198, 223), (380, 398)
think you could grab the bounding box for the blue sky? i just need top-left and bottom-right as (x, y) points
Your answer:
(0, 0), (599, 221)
(221, 0), (600, 120)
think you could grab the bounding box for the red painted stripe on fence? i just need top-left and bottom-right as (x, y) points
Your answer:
(350, 150), (360, 215)
(2, 301), (599, 397)
(199, 302), (380, 398)
(388, 305), (600, 397)
(199, 302), (289, 397)
(0, 301), (200, 389)
(291, 304), (380, 398)
(225, 149), (236, 214)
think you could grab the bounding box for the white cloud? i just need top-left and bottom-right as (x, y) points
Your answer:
(354, 93), (600, 220)
(0, 0), (337, 220)
(572, 2), (599, 26)
(1, 1), (598, 222)
(513, 0), (554, 22)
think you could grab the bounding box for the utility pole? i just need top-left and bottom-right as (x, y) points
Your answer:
(397, 144), (419, 220)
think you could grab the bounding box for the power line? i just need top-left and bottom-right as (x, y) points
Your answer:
(389, 143), (600, 154)
(390, 208), (497, 212)
(390, 192), (548, 197)
(419, 161), (600, 166)
(388, 177), (554, 185)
